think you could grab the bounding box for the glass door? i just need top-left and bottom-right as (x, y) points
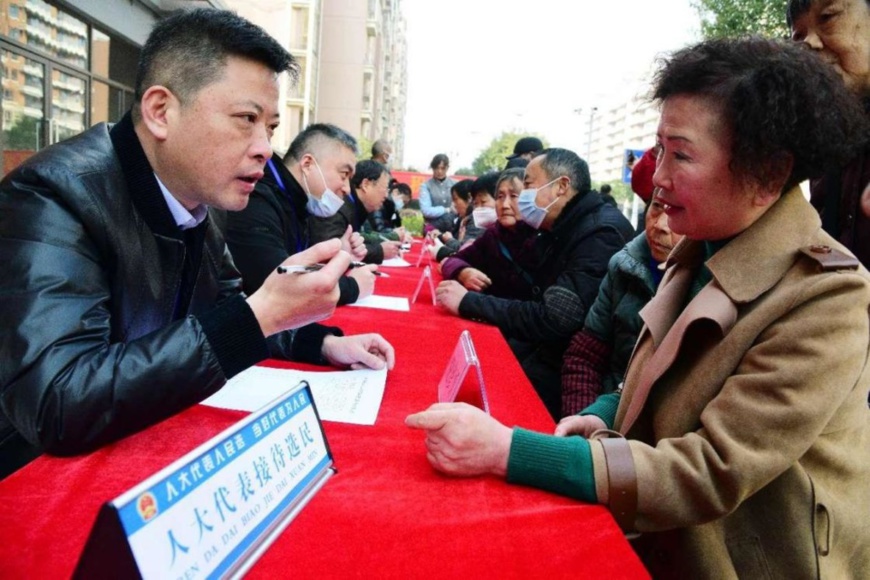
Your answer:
(49, 67), (86, 144)
(1, 47), (46, 174)
(0, 43), (88, 176)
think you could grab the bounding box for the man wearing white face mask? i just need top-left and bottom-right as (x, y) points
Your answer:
(309, 160), (403, 263)
(225, 123), (376, 304)
(436, 148), (635, 418)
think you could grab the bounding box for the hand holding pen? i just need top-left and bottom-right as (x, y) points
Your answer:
(247, 239), (346, 337)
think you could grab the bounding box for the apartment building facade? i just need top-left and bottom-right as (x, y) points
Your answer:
(582, 91), (659, 184)
(222, 0), (408, 164)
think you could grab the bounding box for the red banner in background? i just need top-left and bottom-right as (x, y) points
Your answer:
(390, 171), (476, 198)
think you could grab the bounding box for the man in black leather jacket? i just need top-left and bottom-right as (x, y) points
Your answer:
(0, 9), (394, 479)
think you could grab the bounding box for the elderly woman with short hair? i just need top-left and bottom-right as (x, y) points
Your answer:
(788, 0), (870, 265)
(407, 38), (870, 577)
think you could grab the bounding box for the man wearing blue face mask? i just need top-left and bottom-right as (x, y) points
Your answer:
(436, 148), (635, 418)
(224, 123), (377, 304)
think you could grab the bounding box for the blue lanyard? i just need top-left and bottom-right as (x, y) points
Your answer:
(347, 192), (361, 231)
(266, 158), (306, 253)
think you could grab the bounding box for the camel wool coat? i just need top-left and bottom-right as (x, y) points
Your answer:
(589, 188), (870, 579)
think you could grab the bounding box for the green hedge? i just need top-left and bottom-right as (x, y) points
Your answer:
(399, 210), (424, 236)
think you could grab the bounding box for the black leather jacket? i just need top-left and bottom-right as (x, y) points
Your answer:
(0, 114), (335, 476)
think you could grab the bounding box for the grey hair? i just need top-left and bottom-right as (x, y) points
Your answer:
(497, 167), (525, 190)
(537, 148), (591, 196)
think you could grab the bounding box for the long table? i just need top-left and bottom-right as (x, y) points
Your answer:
(0, 245), (649, 578)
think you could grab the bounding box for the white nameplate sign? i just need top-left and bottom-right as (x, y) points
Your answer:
(437, 330), (490, 413)
(411, 264), (436, 305)
(74, 381), (333, 580)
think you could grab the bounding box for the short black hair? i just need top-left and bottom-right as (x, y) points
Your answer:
(470, 171), (499, 200)
(134, 8), (296, 119)
(600, 184), (612, 195)
(653, 37), (870, 191)
(450, 179), (473, 202)
(786, 0), (812, 26)
(430, 153), (450, 169)
(537, 148), (591, 197)
(351, 160), (389, 190)
(394, 183), (412, 197)
(285, 123), (359, 163)
(505, 157), (529, 170)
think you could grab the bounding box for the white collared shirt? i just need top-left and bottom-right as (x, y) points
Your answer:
(155, 174), (208, 230)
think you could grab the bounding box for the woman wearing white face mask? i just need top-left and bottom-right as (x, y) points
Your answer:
(440, 168), (537, 299)
(430, 174), (500, 262)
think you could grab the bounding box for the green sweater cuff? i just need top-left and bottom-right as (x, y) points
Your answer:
(506, 427), (597, 502)
(578, 391), (621, 428)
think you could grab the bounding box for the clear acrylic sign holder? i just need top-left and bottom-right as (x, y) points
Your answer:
(411, 265), (436, 305)
(436, 330), (489, 413)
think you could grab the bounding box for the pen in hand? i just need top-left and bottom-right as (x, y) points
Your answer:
(277, 262), (389, 277)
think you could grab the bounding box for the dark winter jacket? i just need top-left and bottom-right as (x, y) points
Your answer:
(441, 221), (536, 300)
(561, 233), (659, 414)
(223, 153), (359, 304)
(458, 191), (635, 364)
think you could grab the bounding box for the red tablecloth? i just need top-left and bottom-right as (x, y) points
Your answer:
(0, 245), (648, 579)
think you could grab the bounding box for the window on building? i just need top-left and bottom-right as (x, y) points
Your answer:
(14, 1), (88, 70)
(291, 7), (308, 51)
(90, 28), (137, 88)
(91, 79), (129, 125)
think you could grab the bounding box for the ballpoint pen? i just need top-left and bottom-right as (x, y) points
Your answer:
(277, 262), (389, 277)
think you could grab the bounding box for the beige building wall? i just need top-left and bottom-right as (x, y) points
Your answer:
(227, 0), (407, 164)
(318, 0), (367, 140)
(319, 0), (406, 166)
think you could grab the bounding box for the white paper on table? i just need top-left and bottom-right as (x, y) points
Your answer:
(348, 294), (410, 311)
(380, 257), (411, 267)
(200, 366), (388, 425)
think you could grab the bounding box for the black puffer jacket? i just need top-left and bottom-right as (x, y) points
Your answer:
(459, 191), (634, 360)
(0, 114), (336, 476)
(221, 153), (360, 304)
